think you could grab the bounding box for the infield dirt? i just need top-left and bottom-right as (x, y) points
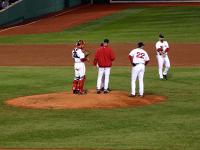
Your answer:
(6, 90), (166, 109)
(0, 43), (199, 66)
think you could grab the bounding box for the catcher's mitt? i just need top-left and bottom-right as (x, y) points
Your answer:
(84, 51), (91, 57)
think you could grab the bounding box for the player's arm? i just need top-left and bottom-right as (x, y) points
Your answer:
(144, 52), (150, 66)
(79, 50), (88, 62)
(156, 42), (163, 53)
(157, 47), (163, 52)
(110, 48), (115, 61)
(128, 54), (136, 66)
(145, 60), (150, 66)
(165, 48), (169, 52)
(164, 42), (169, 52)
(93, 50), (99, 66)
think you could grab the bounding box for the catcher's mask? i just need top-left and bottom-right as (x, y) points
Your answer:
(76, 40), (85, 47)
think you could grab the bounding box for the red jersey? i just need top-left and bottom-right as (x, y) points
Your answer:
(93, 46), (115, 67)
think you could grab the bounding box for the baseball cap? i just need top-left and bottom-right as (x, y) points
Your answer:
(137, 42), (144, 48)
(159, 34), (164, 38)
(104, 39), (109, 43)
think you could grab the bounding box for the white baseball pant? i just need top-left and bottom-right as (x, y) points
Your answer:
(74, 62), (85, 79)
(157, 55), (170, 79)
(97, 67), (111, 90)
(131, 64), (145, 96)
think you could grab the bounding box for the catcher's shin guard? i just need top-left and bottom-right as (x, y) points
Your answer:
(79, 76), (86, 94)
(72, 79), (79, 94)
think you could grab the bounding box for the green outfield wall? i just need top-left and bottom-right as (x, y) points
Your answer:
(0, 0), (93, 27)
(0, 1), (24, 27)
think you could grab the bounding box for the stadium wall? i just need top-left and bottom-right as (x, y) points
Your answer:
(0, 0), (90, 27)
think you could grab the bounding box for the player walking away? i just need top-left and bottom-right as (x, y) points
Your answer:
(72, 40), (88, 95)
(129, 42), (150, 97)
(156, 34), (170, 80)
(93, 39), (115, 94)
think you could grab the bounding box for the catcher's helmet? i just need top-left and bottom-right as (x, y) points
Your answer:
(76, 40), (85, 46)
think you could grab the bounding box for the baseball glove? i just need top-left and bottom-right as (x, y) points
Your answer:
(84, 51), (91, 57)
(159, 51), (167, 57)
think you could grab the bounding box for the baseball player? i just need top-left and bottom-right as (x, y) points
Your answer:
(93, 39), (115, 94)
(97, 43), (111, 92)
(129, 42), (150, 97)
(156, 34), (170, 80)
(72, 40), (88, 95)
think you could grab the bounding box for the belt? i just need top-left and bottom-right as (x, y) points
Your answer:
(75, 62), (83, 63)
(135, 63), (144, 65)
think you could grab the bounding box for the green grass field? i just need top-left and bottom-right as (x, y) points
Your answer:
(0, 6), (200, 44)
(0, 5), (200, 150)
(0, 67), (200, 149)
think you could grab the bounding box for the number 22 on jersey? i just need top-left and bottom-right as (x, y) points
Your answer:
(136, 52), (145, 59)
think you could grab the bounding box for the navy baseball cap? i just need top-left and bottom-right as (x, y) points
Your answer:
(104, 39), (109, 43)
(159, 34), (164, 38)
(137, 42), (144, 48)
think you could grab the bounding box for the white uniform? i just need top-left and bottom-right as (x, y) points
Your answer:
(72, 48), (86, 80)
(155, 41), (170, 79)
(129, 48), (150, 96)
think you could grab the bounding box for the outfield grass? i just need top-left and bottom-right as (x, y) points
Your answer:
(0, 66), (200, 150)
(0, 6), (200, 44)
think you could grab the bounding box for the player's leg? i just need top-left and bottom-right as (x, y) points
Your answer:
(163, 56), (170, 79)
(72, 64), (80, 94)
(97, 67), (105, 93)
(100, 72), (105, 91)
(78, 63), (86, 94)
(138, 65), (145, 97)
(157, 55), (164, 79)
(103, 67), (111, 93)
(131, 66), (139, 96)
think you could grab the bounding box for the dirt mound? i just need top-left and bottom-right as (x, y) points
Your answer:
(6, 90), (165, 109)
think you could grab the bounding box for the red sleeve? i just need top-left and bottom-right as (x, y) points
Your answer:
(129, 55), (133, 65)
(157, 48), (163, 52)
(93, 50), (98, 66)
(145, 60), (150, 66)
(81, 58), (87, 62)
(93, 58), (97, 66)
(165, 48), (169, 52)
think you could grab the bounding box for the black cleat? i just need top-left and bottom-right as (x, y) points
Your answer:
(73, 90), (79, 94)
(128, 94), (136, 97)
(100, 88), (104, 92)
(163, 74), (167, 80)
(103, 90), (110, 94)
(97, 90), (101, 94)
(107, 88), (111, 92)
(78, 90), (87, 95)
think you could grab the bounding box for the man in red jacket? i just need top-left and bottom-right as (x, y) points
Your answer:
(93, 39), (115, 94)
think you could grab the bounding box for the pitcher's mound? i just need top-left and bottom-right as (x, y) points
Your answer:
(6, 90), (166, 109)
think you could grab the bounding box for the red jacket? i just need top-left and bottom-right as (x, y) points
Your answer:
(93, 46), (115, 67)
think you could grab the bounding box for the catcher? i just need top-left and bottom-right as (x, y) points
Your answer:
(72, 40), (90, 95)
